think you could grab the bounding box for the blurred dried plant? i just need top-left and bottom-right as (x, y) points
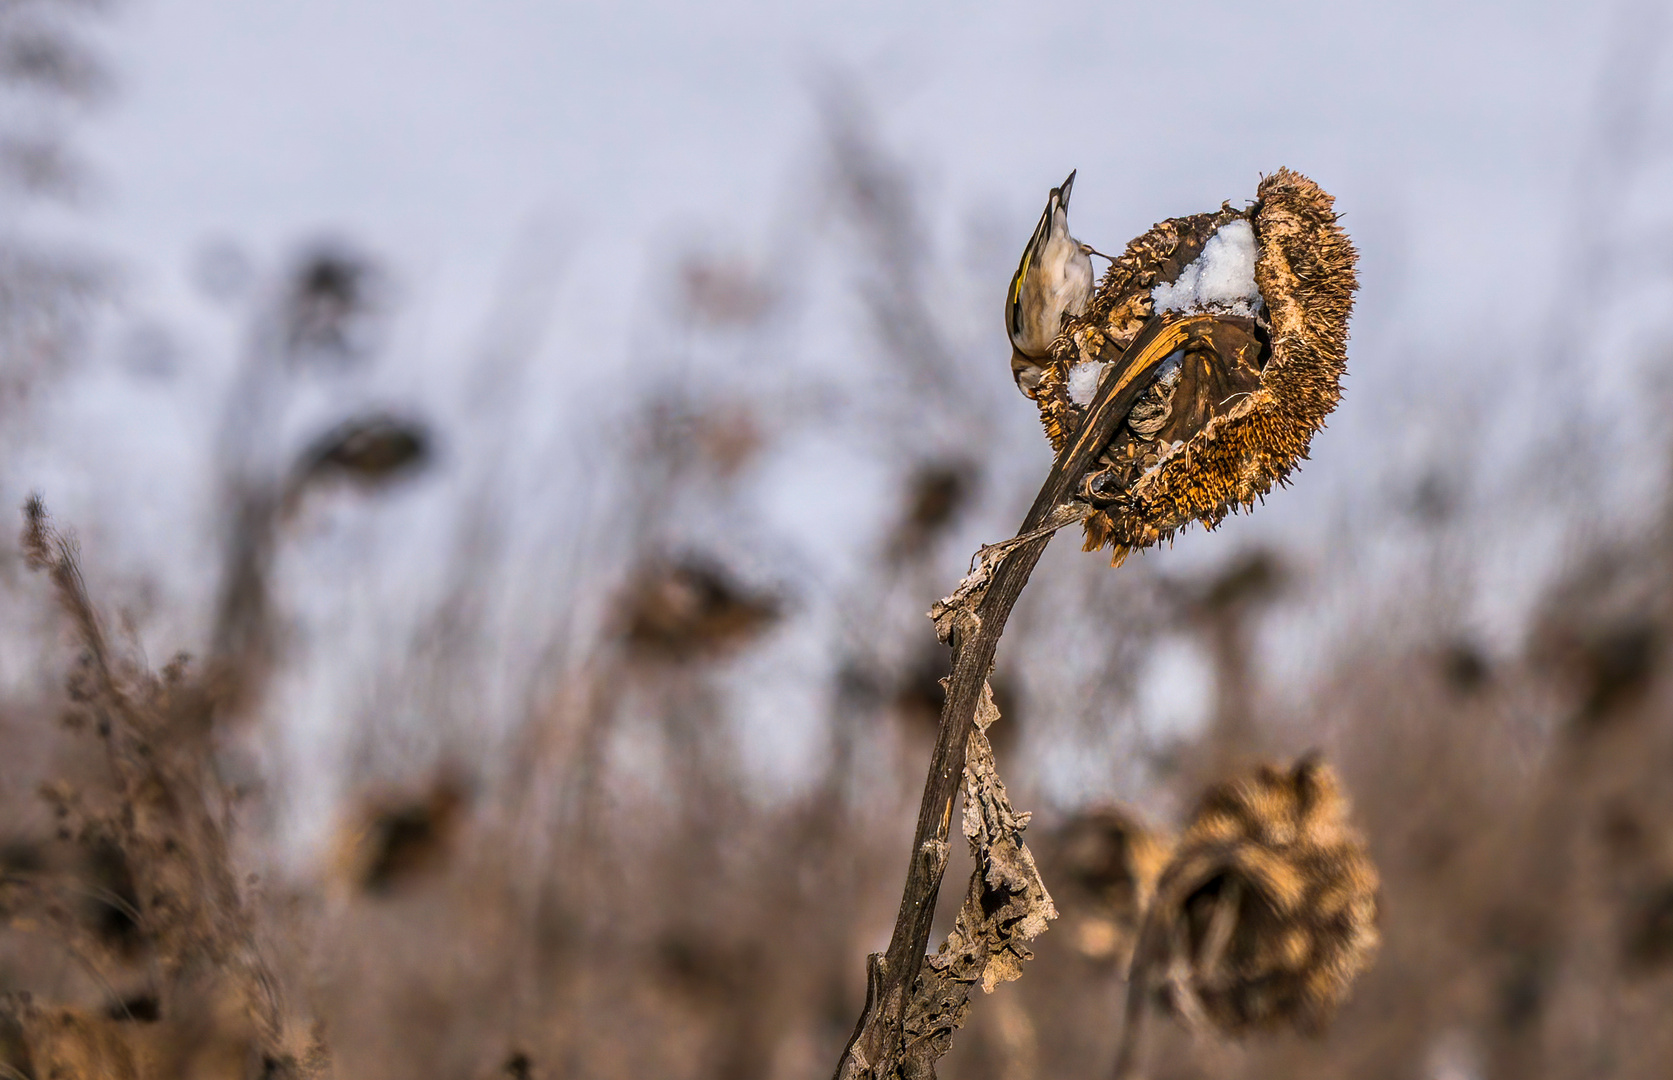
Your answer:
(0, 9), (110, 104)
(8, 498), (320, 1078)
(617, 554), (782, 663)
(885, 460), (978, 565)
(1168, 548), (1288, 775)
(679, 252), (776, 328)
(1047, 807), (1173, 967)
(206, 245), (432, 723)
(1115, 758), (1379, 1078)
(292, 412), (433, 494)
(281, 244), (385, 361)
(641, 395), (766, 483)
(0, 0), (107, 407)
(336, 776), (467, 896)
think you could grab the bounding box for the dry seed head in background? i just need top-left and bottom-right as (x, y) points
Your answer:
(1131, 757), (1380, 1034)
(617, 555), (782, 662)
(333, 777), (467, 896)
(282, 245), (385, 360)
(1028, 169), (1356, 564)
(293, 412), (432, 491)
(1048, 807), (1174, 965)
(885, 458), (978, 563)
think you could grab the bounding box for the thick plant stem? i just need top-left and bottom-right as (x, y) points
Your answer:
(833, 316), (1199, 1080)
(1111, 978), (1149, 1080)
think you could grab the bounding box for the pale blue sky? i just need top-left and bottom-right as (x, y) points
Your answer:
(78, 0), (1618, 339)
(10, 0), (1669, 850)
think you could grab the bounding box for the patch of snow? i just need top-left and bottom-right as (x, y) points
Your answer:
(1071, 348), (1181, 411)
(1067, 361), (1106, 406)
(1152, 219), (1263, 317)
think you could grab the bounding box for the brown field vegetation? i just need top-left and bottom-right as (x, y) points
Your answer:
(3, 9), (1673, 1079)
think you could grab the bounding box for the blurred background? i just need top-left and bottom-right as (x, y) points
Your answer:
(3, 0), (1673, 1077)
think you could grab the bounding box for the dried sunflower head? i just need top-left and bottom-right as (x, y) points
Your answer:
(1131, 757), (1380, 1034)
(1050, 806), (1174, 964)
(1029, 169), (1356, 564)
(617, 555), (782, 662)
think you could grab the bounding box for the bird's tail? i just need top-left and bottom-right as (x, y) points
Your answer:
(1056, 168), (1077, 209)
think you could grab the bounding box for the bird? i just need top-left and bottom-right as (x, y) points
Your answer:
(1007, 169), (1097, 398)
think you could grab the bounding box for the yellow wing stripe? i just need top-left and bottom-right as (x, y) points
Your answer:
(1008, 250), (1031, 336)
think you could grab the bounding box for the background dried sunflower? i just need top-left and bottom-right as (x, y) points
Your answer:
(1130, 757), (1380, 1037)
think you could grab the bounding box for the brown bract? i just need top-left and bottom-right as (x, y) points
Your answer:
(1030, 169), (1356, 564)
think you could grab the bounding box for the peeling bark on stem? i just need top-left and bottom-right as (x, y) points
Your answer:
(896, 681), (1057, 1079)
(833, 317), (1183, 1080)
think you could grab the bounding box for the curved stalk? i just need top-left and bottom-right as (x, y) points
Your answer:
(833, 316), (1204, 1080)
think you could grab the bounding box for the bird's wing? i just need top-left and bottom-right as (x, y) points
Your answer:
(1009, 201), (1054, 339)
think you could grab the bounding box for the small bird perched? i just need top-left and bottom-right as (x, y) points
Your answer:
(1007, 169), (1096, 398)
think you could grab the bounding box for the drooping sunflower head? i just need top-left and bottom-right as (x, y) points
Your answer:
(1029, 169), (1356, 564)
(1131, 757), (1381, 1034)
